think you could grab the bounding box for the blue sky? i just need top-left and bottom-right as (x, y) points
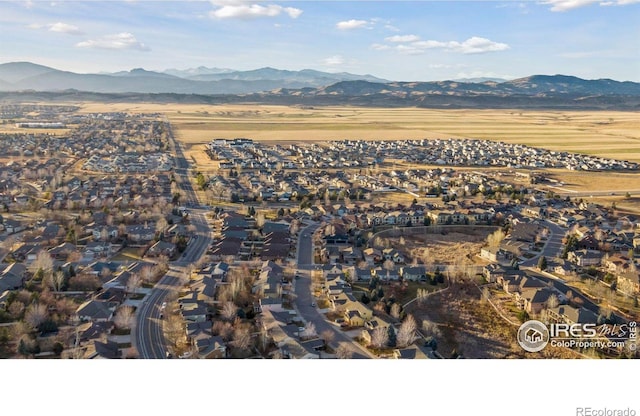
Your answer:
(1, 0), (638, 81)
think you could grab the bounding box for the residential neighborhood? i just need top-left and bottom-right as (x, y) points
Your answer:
(0, 105), (638, 360)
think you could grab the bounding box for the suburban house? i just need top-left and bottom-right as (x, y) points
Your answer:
(75, 299), (115, 322)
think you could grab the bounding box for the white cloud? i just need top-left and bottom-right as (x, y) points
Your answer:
(76, 33), (150, 51)
(451, 37), (510, 54)
(381, 37), (509, 55)
(49, 22), (83, 35)
(322, 55), (345, 66)
(541, 0), (599, 11)
(541, 0), (639, 11)
(336, 19), (369, 30)
(209, 1), (302, 19)
(385, 34), (420, 43)
(370, 43), (391, 51)
(27, 22), (83, 35)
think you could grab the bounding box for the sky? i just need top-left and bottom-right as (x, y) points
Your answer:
(1, 0), (639, 82)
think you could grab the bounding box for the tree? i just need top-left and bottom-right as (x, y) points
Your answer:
(387, 324), (397, 347)
(221, 301), (237, 321)
(370, 326), (389, 349)
(486, 229), (506, 250)
(114, 306), (134, 330)
(24, 303), (48, 329)
(164, 312), (185, 349)
(390, 303), (402, 320)
(537, 256), (548, 271)
(335, 342), (353, 359)
(231, 325), (252, 351)
(300, 322), (317, 339)
(126, 273), (142, 297)
(397, 315), (418, 348)
(422, 320), (442, 339)
(29, 251), (54, 280)
(546, 294), (559, 309)
(320, 329), (335, 347)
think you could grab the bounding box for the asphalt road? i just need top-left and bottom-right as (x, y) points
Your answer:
(520, 219), (566, 268)
(294, 222), (373, 359)
(133, 124), (213, 359)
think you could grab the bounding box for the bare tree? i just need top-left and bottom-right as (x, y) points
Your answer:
(114, 306), (134, 330)
(212, 321), (234, 341)
(383, 259), (395, 272)
(8, 301), (25, 319)
(43, 269), (66, 293)
(546, 294), (559, 309)
(255, 212), (266, 229)
(422, 319), (442, 338)
(486, 229), (506, 250)
(397, 315), (418, 348)
(231, 325), (251, 351)
(370, 326), (389, 349)
(481, 287), (491, 303)
(163, 309), (185, 347)
(320, 329), (335, 346)
(335, 343), (353, 359)
(24, 303), (48, 329)
(126, 273), (142, 297)
(300, 322), (317, 339)
(29, 251), (54, 279)
(221, 301), (237, 321)
(289, 220), (300, 236)
(390, 303), (402, 319)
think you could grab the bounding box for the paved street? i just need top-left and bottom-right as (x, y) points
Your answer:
(294, 222), (373, 359)
(133, 124), (212, 359)
(520, 219), (566, 268)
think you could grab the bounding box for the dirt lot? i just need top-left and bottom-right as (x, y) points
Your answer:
(410, 283), (585, 359)
(386, 230), (493, 266)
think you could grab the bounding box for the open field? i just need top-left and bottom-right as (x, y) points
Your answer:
(66, 103), (640, 162)
(384, 230), (493, 266)
(410, 283), (585, 358)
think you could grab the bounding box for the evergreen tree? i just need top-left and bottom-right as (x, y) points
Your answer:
(387, 325), (397, 348)
(537, 256), (548, 271)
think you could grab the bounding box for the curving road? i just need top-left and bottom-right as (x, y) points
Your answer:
(133, 121), (212, 359)
(520, 219), (566, 268)
(294, 222), (374, 359)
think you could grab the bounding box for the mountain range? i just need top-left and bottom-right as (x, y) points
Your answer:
(0, 62), (388, 95)
(1, 62), (639, 110)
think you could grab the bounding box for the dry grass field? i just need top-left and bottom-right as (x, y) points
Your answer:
(10, 102), (639, 198)
(66, 103), (640, 162)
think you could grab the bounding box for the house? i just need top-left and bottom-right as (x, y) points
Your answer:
(401, 266), (427, 282)
(197, 336), (227, 359)
(617, 271), (640, 296)
(393, 344), (437, 359)
(482, 264), (506, 283)
(76, 299), (114, 322)
(382, 248), (405, 264)
(480, 247), (509, 264)
(88, 339), (122, 359)
(519, 287), (554, 314)
(0, 263), (27, 292)
(147, 241), (177, 258)
(567, 249), (603, 267)
(546, 305), (598, 325)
